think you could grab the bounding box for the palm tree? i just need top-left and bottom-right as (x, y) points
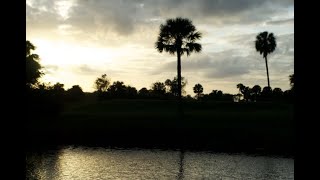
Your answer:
(193, 83), (203, 99)
(255, 31), (277, 88)
(156, 17), (202, 100)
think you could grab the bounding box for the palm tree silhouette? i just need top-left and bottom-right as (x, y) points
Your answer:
(255, 31), (277, 88)
(155, 17), (202, 100)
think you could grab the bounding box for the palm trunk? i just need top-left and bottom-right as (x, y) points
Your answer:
(177, 48), (183, 121)
(265, 56), (270, 88)
(177, 49), (182, 100)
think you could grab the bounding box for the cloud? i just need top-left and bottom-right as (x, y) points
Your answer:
(42, 64), (59, 74)
(152, 30), (293, 80)
(27, 0), (294, 38)
(27, 0), (294, 93)
(77, 64), (98, 74)
(266, 18), (294, 25)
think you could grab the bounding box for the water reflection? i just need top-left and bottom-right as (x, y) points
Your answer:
(26, 146), (294, 180)
(177, 149), (185, 180)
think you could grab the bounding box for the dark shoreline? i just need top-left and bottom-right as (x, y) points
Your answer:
(26, 128), (294, 158)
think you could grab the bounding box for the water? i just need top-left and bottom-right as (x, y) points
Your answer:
(26, 146), (294, 179)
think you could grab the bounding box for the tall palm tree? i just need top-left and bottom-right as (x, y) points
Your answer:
(255, 31), (277, 88)
(155, 17), (202, 100)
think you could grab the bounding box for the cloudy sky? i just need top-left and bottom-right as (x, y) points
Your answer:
(26, 0), (294, 95)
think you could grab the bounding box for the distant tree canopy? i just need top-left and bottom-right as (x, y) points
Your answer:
(138, 87), (150, 97)
(108, 81), (126, 97)
(94, 74), (110, 92)
(289, 74), (294, 90)
(26, 40), (43, 87)
(155, 17), (202, 100)
(66, 85), (84, 101)
(151, 82), (166, 95)
(165, 76), (187, 97)
(193, 83), (203, 99)
(235, 83), (289, 102)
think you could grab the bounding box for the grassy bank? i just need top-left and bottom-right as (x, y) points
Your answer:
(26, 99), (294, 156)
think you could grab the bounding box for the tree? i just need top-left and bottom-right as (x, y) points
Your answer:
(193, 83), (203, 99)
(66, 85), (84, 101)
(108, 81), (126, 97)
(261, 86), (273, 99)
(156, 17), (202, 100)
(273, 87), (283, 97)
(26, 40), (43, 87)
(138, 87), (150, 98)
(165, 76), (187, 97)
(236, 84), (251, 102)
(255, 31), (277, 88)
(237, 83), (245, 94)
(151, 82), (166, 95)
(125, 86), (138, 98)
(289, 73), (294, 90)
(252, 85), (262, 101)
(94, 74), (110, 92)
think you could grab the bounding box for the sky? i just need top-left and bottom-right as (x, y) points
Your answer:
(26, 0), (294, 95)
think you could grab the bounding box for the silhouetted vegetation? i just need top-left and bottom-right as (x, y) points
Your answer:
(26, 23), (293, 156)
(255, 31), (277, 88)
(156, 17), (202, 100)
(26, 41), (43, 88)
(65, 85), (85, 101)
(193, 83), (203, 99)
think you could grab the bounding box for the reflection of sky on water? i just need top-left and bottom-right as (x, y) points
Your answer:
(26, 146), (294, 180)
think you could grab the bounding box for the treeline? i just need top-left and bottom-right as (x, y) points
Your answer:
(234, 79), (294, 103)
(93, 74), (236, 101)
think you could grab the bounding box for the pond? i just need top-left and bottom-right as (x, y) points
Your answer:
(26, 146), (294, 179)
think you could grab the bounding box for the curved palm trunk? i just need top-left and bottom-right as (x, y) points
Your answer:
(265, 56), (270, 88)
(177, 48), (182, 100)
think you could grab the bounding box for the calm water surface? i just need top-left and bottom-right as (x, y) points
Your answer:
(26, 146), (294, 179)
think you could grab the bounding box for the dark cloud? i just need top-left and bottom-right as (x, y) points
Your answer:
(26, 4), (61, 31)
(27, 0), (293, 37)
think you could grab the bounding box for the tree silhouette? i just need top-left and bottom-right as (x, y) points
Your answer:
(156, 17), (202, 100)
(252, 85), (262, 101)
(94, 74), (110, 92)
(255, 31), (277, 88)
(289, 74), (294, 90)
(125, 86), (138, 98)
(273, 87), (283, 98)
(236, 83), (245, 94)
(66, 85), (84, 101)
(193, 83), (203, 99)
(151, 82), (166, 95)
(165, 76), (187, 97)
(108, 81), (126, 97)
(261, 86), (273, 99)
(236, 84), (251, 101)
(138, 87), (150, 98)
(26, 40), (43, 87)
